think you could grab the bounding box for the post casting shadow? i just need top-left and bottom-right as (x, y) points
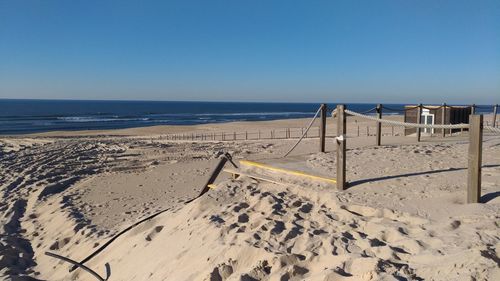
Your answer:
(348, 164), (500, 189)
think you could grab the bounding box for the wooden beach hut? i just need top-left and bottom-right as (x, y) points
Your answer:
(404, 105), (471, 136)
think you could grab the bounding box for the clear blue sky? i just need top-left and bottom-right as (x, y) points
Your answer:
(0, 0), (499, 104)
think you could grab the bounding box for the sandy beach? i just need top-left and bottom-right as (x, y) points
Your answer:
(1, 115), (499, 281)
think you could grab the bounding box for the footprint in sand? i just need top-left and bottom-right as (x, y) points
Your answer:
(49, 237), (71, 250)
(237, 213), (249, 223)
(233, 202), (249, 212)
(145, 225), (164, 241)
(208, 263), (234, 281)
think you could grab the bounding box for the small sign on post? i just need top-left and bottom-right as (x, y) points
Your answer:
(467, 114), (483, 203)
(336, 104), (347, 190)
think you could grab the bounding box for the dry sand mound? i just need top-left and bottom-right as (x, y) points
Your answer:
(0, 136), (290, 280)
(64, 177), (499, 281)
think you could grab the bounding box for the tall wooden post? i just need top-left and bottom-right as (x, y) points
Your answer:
(336, 105), (347, 190)
(493, 104), (498, 127)
(467, 114), (483, 203)
(441, 103), (447, 137)
(375, 104), (382, 146)
(471, 104), (476, 115)
(320, 103), (327, 152)
(416, 104), (423, 142)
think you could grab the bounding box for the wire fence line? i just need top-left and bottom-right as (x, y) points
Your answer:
(160, 124), (408, 141)
(162, 127), (326, 141)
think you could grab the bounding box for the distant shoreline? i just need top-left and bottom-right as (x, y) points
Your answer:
(1, 99), (496, 135)
(0, 100), (407, 135)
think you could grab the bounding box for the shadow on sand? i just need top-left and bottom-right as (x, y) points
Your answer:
(347, 164), (500, 190)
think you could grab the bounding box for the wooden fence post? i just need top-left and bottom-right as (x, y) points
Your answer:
(493, 104), (498, 127)
(336, 105), (347, 190)
(416, 104), (422, 142)
(376, 104), (382, 146)
(320, 103), (327, 152)
(467, 114), (483, 203)
(441, 103), (447, 137)
(471, 104), (476, 115)
(198, 155), (229, 197)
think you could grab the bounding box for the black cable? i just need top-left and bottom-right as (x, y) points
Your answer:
(46, 251), (108, 281)
(68, 205), (174, 273)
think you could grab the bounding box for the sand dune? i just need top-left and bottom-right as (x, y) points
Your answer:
(1, 118), (499, 280)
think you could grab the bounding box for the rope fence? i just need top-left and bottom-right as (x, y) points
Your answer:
(334, 105), (492, 204)
(344, 109), (470, 129)
(381, 105), (407, 112)
(156, 103), (497, 143)
(485, 126), (500, 134)
(283, 105), (323, 157)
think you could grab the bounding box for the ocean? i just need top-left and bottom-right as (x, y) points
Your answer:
(0, 99), (491, 135)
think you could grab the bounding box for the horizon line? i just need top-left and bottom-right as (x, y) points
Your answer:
(0, 97), (496, 106)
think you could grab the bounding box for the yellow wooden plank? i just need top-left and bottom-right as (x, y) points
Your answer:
(239, 160), (336, 184)
(223, 168), (295, 186)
